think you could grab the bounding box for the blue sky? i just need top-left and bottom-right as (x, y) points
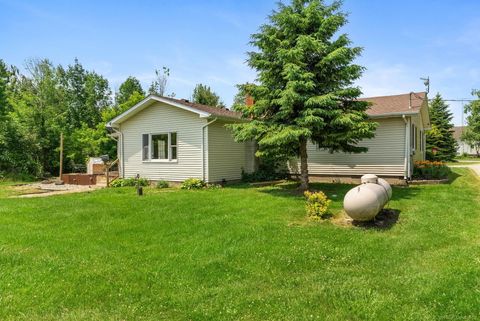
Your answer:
(1, 0), (479, 125)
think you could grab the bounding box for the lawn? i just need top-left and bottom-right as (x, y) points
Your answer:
(1, 168), (480, 320)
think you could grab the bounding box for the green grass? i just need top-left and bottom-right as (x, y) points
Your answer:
(1, 169), (480, 320)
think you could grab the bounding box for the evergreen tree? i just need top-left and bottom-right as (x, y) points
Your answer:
(462, 90), (480, 156)
(192, 83), (224, 107)
(116, 76), (144, 105)
(426, 93), (457, 161)
(229, 0), (376, 190)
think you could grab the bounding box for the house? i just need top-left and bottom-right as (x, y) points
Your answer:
(107, 92), (429, 183)
(289, 92), (430, 180)
(453, 126), (479, 155)
(107, 95), (256, 183)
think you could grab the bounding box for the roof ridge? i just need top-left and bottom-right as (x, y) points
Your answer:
(360, 91), (426, 100)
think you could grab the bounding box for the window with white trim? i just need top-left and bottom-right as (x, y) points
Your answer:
(142, 132), (177, 161)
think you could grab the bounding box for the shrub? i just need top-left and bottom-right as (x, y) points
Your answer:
(413, 160), (450, 180)
(110, 177), (149, 187)
(156, 180), (169, 189)
(304, 191), (331, 220)
(181, 178), (206, 190)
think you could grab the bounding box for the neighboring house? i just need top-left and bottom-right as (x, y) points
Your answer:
(107, 95), (256, 183)
(453, 126), (479, 155)
(289, 92), (430, 179)
(107, 92), (429, 183)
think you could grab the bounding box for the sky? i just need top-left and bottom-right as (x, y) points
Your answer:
(1, 0), (479, 125)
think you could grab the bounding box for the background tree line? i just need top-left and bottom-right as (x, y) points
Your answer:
(0, 58), (224, 178)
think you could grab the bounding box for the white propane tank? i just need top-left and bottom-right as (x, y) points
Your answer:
(343, 175), (392, 221)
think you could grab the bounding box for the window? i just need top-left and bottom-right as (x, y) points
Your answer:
(420, 130), (424, 151)
(142, 132), (177, 161)
(411, 124), (417, 151)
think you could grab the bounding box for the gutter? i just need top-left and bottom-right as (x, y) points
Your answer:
(402, 115), (410, 180)
(201, 118), (218, 182)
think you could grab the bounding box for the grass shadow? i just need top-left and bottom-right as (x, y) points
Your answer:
(447, 169), (462, 184)
(351, 209), (400, 230)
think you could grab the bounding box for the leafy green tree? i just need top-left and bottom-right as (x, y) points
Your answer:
(192, 83), (224, 107)
(425, 93), (457, 161)
(116, 76), (144, 105)
(229, 0), (376, 190)
(11, 59), (67, 175)
(462, 90), (480, 156)
(62, 58), (111, 129)
(0, 60), (40, 176)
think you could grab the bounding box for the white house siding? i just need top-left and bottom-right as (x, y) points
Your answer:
(207, 121), (255, 182)
(289, 118), (406, 177)
(120, 102), (205, 181)
(457, 140), (479, 155)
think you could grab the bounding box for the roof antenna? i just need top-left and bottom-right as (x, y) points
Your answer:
(420, 76), (430, 94)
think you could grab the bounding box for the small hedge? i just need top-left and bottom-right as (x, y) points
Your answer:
(110, 177), (149, 187)
(304, 191), (331, 220)
(413, 160), (450, 180)
(156, 180), (169, 189)
(241, 169), (288, 183)
(181, 178), (206, 190)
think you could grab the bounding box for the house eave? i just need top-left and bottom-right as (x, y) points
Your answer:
(368, 111), (420, 119)
(107, 95), (212, 128)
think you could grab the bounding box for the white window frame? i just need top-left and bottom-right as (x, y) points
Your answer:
(143, 132), (178, 162)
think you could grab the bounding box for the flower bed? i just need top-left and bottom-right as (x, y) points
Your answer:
(412, 160), (450, 180)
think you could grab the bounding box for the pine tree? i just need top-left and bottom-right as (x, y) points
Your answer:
(426, 93), (457, 161)
(229, 0), (376, 190)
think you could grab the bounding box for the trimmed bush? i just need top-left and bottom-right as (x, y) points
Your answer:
(304, 191), (331, 220)
(156, 180), (169, 189)
(181, 178), (206, 190)
(413, 160), (450, 180)
(110, 177), (149, 187)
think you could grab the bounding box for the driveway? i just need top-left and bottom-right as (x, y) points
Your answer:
(449, 163), (480, 176)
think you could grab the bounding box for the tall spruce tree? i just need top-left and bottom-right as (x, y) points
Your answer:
(229, 0), (376, 190)
(426, 93), (457, 161)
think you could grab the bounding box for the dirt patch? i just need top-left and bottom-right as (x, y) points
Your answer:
(10, 183), (103, 198)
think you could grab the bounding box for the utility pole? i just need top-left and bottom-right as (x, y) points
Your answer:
(59, 132), (63, 180)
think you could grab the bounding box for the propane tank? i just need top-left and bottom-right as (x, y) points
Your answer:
(343, 174), (392, 221)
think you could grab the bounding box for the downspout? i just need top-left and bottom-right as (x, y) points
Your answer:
(402, 115), (410, 180)
(201, 118), (217, 182)
(111, 127), (125, 178)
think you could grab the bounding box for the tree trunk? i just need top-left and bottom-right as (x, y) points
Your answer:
(299, 137), (309, 191)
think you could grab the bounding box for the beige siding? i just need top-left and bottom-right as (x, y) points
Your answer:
(289, 118), (406, 177)
(410, 114), (426, 162)
(207, 121), (255, 182)
(120, 102), (205, 181)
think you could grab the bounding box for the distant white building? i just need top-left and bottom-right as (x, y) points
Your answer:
(453, 126), (479, 155)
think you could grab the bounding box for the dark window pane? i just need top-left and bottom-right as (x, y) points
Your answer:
(171, 146), (177, 160)
(171, 132), (177, 145)
(142, 134), (149, 160)
(151, 134), (168, 159)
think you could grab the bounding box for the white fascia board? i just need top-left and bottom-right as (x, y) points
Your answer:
(368, 111), (419, 119)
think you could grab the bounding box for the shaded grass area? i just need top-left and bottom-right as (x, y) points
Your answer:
(0, 168), (479, 320)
